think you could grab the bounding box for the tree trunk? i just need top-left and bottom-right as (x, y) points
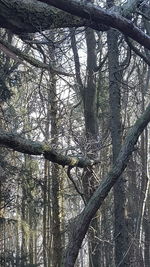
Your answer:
(43, 159), (48, 267)
(70, 21), (101, 266)
(21, 166), (27, 267)
(50, 77), (62, 266)
(107, 26), (129, 266)
(84, 25), (101, 267)
(144, 194), (150, 267)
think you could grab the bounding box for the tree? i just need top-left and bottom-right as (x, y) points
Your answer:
(0, 1), (150, 266)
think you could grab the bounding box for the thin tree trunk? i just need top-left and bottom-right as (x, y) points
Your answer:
(134, 70), (149, 266)
(43, 159), (48, 267)
(21, 168), (27, 267)
(84, 25), (101, 267)
(50, 73), (62, 267)
(70, 23), (101, 266)
(144, 192), (150, 267)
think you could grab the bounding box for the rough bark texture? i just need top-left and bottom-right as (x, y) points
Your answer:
(39, 0), (150, 50)
(0, 0), (107, 34)
(0, 0), (83, 33)
(0, 0), (150, 50)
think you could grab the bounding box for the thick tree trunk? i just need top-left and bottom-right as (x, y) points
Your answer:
(106, 0), (130, 264)
(107, 25), (129, 266)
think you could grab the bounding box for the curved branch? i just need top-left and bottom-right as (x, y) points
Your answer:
(39, 0), (150, 50)
(0, 38), (71, 76)
(0, 0), (150, 51)
(67, 166), (85, 203)
(0, 0), (108, 34)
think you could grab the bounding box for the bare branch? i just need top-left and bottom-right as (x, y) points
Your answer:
(0, 37), (72, 76)
(125, 37), (150, 66)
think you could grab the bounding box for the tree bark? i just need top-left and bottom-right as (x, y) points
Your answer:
(0, 0), (150, 51)
(39, 0), (150, 50)
(50, 73), (62, 267)
(107, 2), (129, 262)
(84, 24), (100, 266)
